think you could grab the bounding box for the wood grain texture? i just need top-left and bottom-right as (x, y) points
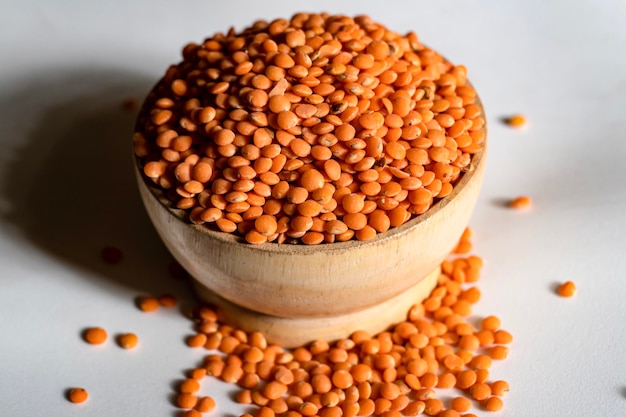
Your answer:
(192, 266), (441, 348)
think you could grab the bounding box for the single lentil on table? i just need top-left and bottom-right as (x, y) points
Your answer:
(169, 229), (511, 416)
(503, 114), (526, 128)
(118, 333), (139, 349)
(134, 13), (486, 244)
(509, 196), (531, 210)
(557, 281), (576, 297)
(84, 327), (108, 345)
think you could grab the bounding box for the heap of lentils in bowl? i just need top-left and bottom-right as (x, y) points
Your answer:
(134, 13), (485, 245)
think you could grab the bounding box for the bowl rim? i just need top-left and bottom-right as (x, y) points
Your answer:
(134, 84), (487, 254)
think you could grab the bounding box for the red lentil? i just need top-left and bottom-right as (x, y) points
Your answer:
(490, 380), (510, 396)
(483, 396), (504, 412)
(84, 327), (107, 345)
(557, 281), (576, 297)
(118, 333), (139, 349)
(180, 379), (201, 394)
(68, 388), (88, 403)
(159, 294), (177, 307)
(451, 396), (472, 413)
(504, 114), (526, 128)
(178, 393), (198, 409)
(470, 383), (492, 401)
(509, 196), (532, 209)
(138, 296), (159, 312)
(195, 396), (216, 412)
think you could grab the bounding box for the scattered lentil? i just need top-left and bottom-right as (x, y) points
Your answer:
(84, 327), (107, 345)
(68, 388), (88, 403)
(138, 296), (160, 312)
(557, 281), (576, 297)
(490, 380), (509, 396)
(451, 396), (471, 413)
(504, 114), (526, 128)
(159, 294), (177, 307)
(118, 333), (139, 349)
(483, 396), (504, 412)
(178, 393), (198, 409)
(509, 196), (531, 209)
(195, 396), (216, 412)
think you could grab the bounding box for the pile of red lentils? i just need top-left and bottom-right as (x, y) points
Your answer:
(134, 13), (485, 244)
(175, 231), (511, 417)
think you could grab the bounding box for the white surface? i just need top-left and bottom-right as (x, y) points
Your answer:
(1, 1), (625, 416)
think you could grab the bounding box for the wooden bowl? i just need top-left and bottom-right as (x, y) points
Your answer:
(135, 93), (487, 347)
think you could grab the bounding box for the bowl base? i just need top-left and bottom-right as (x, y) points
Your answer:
(192, 267), (440, 348)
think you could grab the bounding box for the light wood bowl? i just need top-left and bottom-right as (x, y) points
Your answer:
(135, 92), (487, 347)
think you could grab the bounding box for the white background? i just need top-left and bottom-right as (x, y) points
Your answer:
(1, 1), (625, 416)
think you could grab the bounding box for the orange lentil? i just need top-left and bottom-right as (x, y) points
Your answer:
(451, 397), (472, 413)
(190, 368), (206, 380)
(456, 370), (477, 389)
(459, 334), (480, 351)
(68, 388), (88, 403)
(420, 372), (438, 389)
(222, 364), (244, 383)
(509, 195), (532, 209)
(490, 380), (510, 396)
(494, 330), (513, 344)
(268, 398), (288, 413)
(488, 345), (509, 360)
(424, 398), (444, 416)
(84, 327), (107, 345)
(159, 294), (177, 307)
(483, 396), (504, 412)
(195, 396), (216, 412)
(404, 401), (426, 416)
(460, 287), (481, 304)
(180, 378), (201, 394)
(475, 369), (490, 384)
(187, 333), (207, 348)
(437, 372), (457, 388)
(299, 402), (319, 416)
(138, 296), (160, 312)
(557, 281), (576, 297)
(263, 381), (288, 400)
(481, 316), (501, 332)
(118, 333), (139, 349)
(469, 383), (491, 401)
(470, 354), (492, 370)
(476, 330), (495, 346)
(504, 114), (526, 128)
(178, 393), (198, 409)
